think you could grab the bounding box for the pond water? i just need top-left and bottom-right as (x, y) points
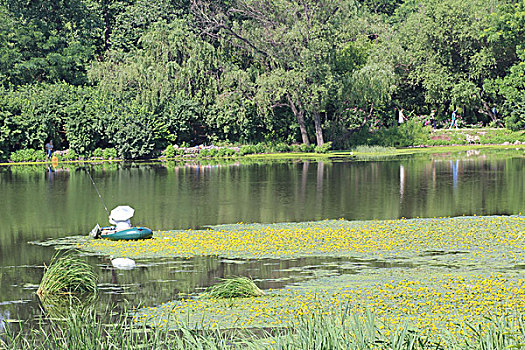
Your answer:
(1, 149), (525, 325)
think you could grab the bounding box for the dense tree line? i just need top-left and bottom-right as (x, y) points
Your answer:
(0, 0), (524, 159)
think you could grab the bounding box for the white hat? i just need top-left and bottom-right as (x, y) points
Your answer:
(109, 206), (135, 221)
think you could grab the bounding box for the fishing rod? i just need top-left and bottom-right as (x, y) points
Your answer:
(86, 166), (110, 216)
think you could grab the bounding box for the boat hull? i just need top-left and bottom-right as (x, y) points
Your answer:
(99, 227), (153, 240)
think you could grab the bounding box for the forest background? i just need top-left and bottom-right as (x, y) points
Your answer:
(1, 0), (525, 160)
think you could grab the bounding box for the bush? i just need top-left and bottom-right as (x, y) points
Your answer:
(163, 144), (185, 158)
(60, 149), (78, 161)
(92, 148), (104, 157)
(102, 148), (118, 159)
(239, 143), (266, 155)
(299, 143), (315, 152)
(217, 148), (237, 157)
(371, 119), (431, 147)
(199, 148), (218, 157)
(163, 145), (176, 158)
(315, 141), (332, 154)
(271, 142), (291, 153)
(9, 149), (46, 162)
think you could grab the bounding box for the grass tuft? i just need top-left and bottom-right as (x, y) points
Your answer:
(207, 277), (265, 298)
(37, 252), (97, 299)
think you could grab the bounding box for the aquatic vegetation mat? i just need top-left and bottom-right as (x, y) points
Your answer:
(125, 216), (525, 341)
(36, 215), (525, 340)
(135, 270), (525, 342)
(77, 216), (525, 263)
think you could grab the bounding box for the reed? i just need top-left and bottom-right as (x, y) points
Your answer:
(36, 252), (97, 298)
(271, 309), (439, 350)
(0, 306), (246, 350)
(3, 308), (525, 349)
(207, 277), (265, 298)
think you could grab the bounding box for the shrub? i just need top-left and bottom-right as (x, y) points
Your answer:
(92, 148), (104, 158)
(102, 148), (117, 159)
(299, 143), (315, 152)
(199, 148), (219, 157)
(239, 145), (257, 155)
(217, 148), (236, 156)
(353, 145), (396, 153)
(271, 142), (291, 153)
(9, 149), (46, 162)
(315, 141), (332, 154)
(371, 119), (431, 147)
(163, 144), (176, 158)
(56, 149), (79, 161)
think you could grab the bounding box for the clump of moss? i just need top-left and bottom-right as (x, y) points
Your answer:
(207, 277), (264, 298)
(37, 252), (98, 298)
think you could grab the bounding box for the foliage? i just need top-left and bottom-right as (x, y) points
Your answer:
(207, 277), (265, 298)
(57, 149), (78, 161)
(2, 0), (525, 157)
(89, 19), (216, 147)
(314, 141), (332, 154)
(192, 0), (375, 146)
(37, 252), (97, 298)
(199, 147), (238, 158)
(92, 148), (104, 158)
(343, 119), (432, 148)
(391, 0), (509, 124)
(103, 148), (118, 159)
(1, 305), (243, 349)
(9, 149), (46, 162)
(163, 144), (184, 158)
(0, 0), (99, 86)
(239, 144), (267, 155)
(352, 145), (396, 154)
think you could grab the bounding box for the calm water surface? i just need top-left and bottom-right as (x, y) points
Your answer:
(1, 150), (525, 324)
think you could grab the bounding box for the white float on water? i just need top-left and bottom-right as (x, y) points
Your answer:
(111, 257), (136, 270)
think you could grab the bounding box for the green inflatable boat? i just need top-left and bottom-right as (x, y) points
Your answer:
(90, 225), (153, 240)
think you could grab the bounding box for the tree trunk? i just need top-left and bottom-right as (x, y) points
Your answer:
(480, 100), (498, 122)
(313, 111), (324, 147)
(287, 93), (310, 145)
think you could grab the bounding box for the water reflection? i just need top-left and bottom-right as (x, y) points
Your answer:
(451, 159), (459, 189)
(2, 154), (525, 242)
(399, 164), (405, 201)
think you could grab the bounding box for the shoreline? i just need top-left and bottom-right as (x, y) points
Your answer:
(2, 143), (525, 167)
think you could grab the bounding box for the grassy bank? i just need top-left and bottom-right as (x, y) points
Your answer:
(4, 306), (525, 349)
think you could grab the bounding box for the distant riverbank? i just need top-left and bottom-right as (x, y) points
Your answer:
(2, 128), (525, 166)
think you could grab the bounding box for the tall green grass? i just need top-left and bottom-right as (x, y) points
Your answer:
(37, 252), (97, 298)
(1, 306), (247, 350)
(271, 310), (440, 350)
(207, 277), (265, 298)
(4, 307), (525, 349)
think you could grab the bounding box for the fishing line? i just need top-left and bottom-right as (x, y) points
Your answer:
(86, 167), (110, 216)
